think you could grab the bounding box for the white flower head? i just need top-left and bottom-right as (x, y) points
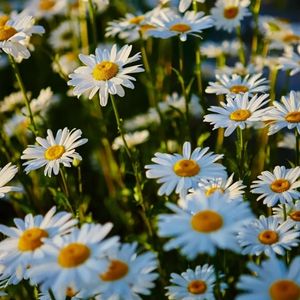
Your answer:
(25, 0), (68, 19)
(279, 45), (300, 76)
(237, 215), (300, 257)
(0, 163), (22, 198)
(145, 141), (226, 197)
(166, 264), (216, 299)
(204, 93), (269, 136)
(179, 0), (205, 13)
(0, 207), (77, 286)
(148, 10), (214, 42)
(158, 190), (253, 259)
(68, 44), (144, 107)
(112, 130), (149, 151)
(251, 165), (300, 207)
(211, 0), (251, 33)
(21, 127), (88, 177)
(273, 201), (300, 230)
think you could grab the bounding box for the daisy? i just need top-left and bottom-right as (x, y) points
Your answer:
(112, 130), (149, 150)
(266, 91), (300, 135)
(68, 44), (144, 107)
(145, 141), (226, 197)
(197, 173), (245, 201)
(236, 255), (300, 300)
(21, 127), (88, 177)
(200, 40), (240, 58)
(204, 93), (269, 137)
(0, 12), (45, 60)
(28, 223), (119, 300)
(237, 215), (299, 257)
(166, 264), (216, 300)
(148, 10), (214, 42)
(250, 165), (300, 207)
(82, 242), (158, 300)
(273, 201), (300, 230)
(123, 110), (160, 131)
(278, 132), (296, 150)
(279, 45), (300, 76)
(210, 0), (251, 33)
(205, 73), (269, 97)
(258, 15), (291, 40)
(0, 163), (21, 198)
(52, 51), (80, 76)
(179, 0), (205, 13)
(158, 190), (253, 259)
(0, 207), (77, 286)
(216, 62), (262, 77)
(0, 90), (29, 113)
(25, 0), (67, 19)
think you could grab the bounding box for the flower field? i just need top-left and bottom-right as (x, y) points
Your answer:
(0, 0), (300, 299)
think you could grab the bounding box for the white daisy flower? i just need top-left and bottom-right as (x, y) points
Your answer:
(0, 163), (21, 198)
(123, 110), (160, 131)
(279, 45), (300, 76)
(273, 201), (300, 230)
(0, 13), (45, 60)
(204, 93), (269, 136)
(258, 15), (292, 39)
(250, 165), (300, 207)
(0, 207), (77, 286)
(237, 215), (299, 257)
(81, 242), (158, 300)
(145, 141), (226, 197)
(28, 223), (119, 300)
(52, 51), (80, 76)
(166, 264), (216, 300)
(268, 27), (300, 50)
(25, 0), (67, 19)
(200, 40), (240, 58)
(277, 132), (296, 150)
(148, 10), (214, 42)
(205, 73), (269, 97)
(68, 44), (144, 107)
(112, 130), (149, 151)
(236, 255), (300, 300)
(0, 90), (30, 113)
(216, 62), (262, 77)
(158, 190), (253, 259)
(21, 127), (88, 177)
(197, 173), (245, 201)
(211, 0), (251, 33)
(179, 0), (205, 13)
(266, 91), (300, 135)
(4, 114), (29, 137)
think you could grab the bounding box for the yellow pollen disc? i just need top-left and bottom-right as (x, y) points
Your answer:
(65, 52), (77, 61)
(100, 260), (129, 281)
(129, 15), (145, 25)
(92, 61), (119, 81)
(269, 280), (300, 300)
(139, 24), (156, 34)
(290, 210), (300, 222)
(230, 109), (251, 121)
(18, 228), (49, 252)
(44, 145), (65, 160)
(0, 25), (17, 41)
(170, 23), (191, 33)
(188, 280), (207, 294)
(58, 243), (90, 268)
(66, 287), (77, 298)
(285, 112), (300, 123)
(229, 85), (249, 94)
(0, 15), (9, 27)
(173, 159), (200, 177)
(205, 187), (224, 196)
(39, 0), (56, 10)
(223, 6), (239, 19)
(191, 210), (223, 233)
(283, 34), (300, 43)
(270, 179), (290, 193)
(258, 230), (279, 245)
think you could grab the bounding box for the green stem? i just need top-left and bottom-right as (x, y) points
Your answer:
(236, 26), (246, 66)
(237, 127), (245, 179)
(178, 40), (184, 74)
(8, 55), (37, 134)
(48, 289), (56, 300)
(60, 169), (70, 198)
(79, 0), (89, 54)
(296, 130), (299, 166)
(251, 0), (262, 56)
(87, 0), (97, 52)
(269, 68), (279, 103)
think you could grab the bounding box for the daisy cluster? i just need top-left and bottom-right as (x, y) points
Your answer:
(0, 0), (300, 299)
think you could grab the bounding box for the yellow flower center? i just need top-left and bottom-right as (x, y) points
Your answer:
(223, 6), (239, 19)
(205, 187), (224, 196)
(66, 287), (77, 298)
(39, 0), (56, 10)
(283, 34), (300, 43)
(129, 15), (145, 25)
(173, 159), (200, 177)
(285, 112), (300, 123)
(58, 243), (90, 268)
(290, 210), (300, 222)
(100, 260), (129, 281)
(191, 210), (223, 233)
(230, 109), (251, 121)
(258, 230), (279, 245)
(65, 52), (77, 61)
(18, 228), (49, 252)
(270, 179), (290, 193)
(188, 280), (207, 294)
(44, 145), (65, 160)
(170, 23), (191, 33)
(229, 85), (249, 94)
(0, 25), (17, 41)
(0, 15), (9, 27)
(92, 61), (119, 81)
(269, 280), (300, 300)
(140, 24), (156, 34)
